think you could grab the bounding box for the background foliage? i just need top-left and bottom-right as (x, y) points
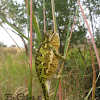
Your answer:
(0, 0), (100, 99)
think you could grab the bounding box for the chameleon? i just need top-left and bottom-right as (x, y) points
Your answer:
(35, 30), (66, 100)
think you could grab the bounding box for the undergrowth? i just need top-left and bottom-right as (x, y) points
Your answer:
(0, 46), (100, 100)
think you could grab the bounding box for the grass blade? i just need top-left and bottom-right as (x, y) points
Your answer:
(28, 0), (33, 98)
(51, 0), (57, 32)
(51, 0), (62, 99)
(1, 24), (29, 64)
(64, 11), (72, 55)
(24, 0), (41, 45)
(84, 72), (100, 100)
(78, 0), (100, 69)
(0, 15), (38, 48)
(88, 38), (96, 100)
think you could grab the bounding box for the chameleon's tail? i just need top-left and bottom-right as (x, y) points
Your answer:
(41, 83), (49, 100)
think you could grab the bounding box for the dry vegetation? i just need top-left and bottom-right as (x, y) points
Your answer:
(0, 46), (100, 100)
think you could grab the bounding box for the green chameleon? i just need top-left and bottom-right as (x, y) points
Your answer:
(35, 30), (66, 100)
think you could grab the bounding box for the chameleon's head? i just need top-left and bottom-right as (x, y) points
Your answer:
(42, 30), (53, 42)
(45, 30), (53, 37)
(42, 30), (60, 49)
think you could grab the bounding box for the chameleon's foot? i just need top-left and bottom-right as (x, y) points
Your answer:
(57, 68), (61, 72)
(57, 75), (62, 79)
(53, 75), (62, 79)
(62, 56), (67, 60)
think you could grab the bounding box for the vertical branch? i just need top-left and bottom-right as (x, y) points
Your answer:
(43, 0), (46, 33)
(29, 0), (33, 98)
(88, 38), (96, 100)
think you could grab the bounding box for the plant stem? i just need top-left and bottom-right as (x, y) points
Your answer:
(28, 0), (33, 98)
(43, 0), (46, 33)
(88, 38), (96, 100)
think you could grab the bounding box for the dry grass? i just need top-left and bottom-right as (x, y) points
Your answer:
(0, 47), (40, 99)
(3, 47), (25, 53)
(0, 47), (97, 100)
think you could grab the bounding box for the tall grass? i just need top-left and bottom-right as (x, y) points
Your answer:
(0, 48), (28, 99)
(0, 47), (45, 99)
(0, 48), (31, 98)
(0, 43), (100, 100)
(0, 0), (100, 100)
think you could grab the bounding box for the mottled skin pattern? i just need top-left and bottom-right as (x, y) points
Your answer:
(35, 30), (65, 100)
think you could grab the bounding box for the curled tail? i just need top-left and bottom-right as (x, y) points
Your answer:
(41, 83), (49, 100)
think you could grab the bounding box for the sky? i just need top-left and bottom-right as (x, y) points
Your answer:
(0, 24), (26, 47)
(0, 0), (99, 47)
(0, 0), (25, 47)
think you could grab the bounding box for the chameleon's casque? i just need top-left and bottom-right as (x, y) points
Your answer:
(35, 30), (61, 100)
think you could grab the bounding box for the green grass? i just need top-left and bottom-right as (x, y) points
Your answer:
(0, 47), (43, 99)
(0, 46), (99, 100)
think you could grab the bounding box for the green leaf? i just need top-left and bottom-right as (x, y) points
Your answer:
(64, 12), (72, 55)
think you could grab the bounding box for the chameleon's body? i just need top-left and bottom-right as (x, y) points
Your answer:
(35, 30), (65, 100)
